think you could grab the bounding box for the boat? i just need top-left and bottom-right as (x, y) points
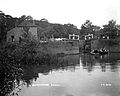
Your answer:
(90, 49), (108, 55)
(90, 49), (99, 55)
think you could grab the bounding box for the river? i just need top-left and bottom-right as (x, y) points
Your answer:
(2, 53), (120, 96)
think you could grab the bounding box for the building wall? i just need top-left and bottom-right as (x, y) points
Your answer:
(7, 26), (38, 42)
(7, 28), (24, 42)
(91, 40), (99, 50)
(29, 27), (38, 40)
(91, 39), (120, 52)
(79, 40), (85, 51)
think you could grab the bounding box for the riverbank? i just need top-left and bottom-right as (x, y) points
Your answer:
(80, 38), (120, 53)
(1, 40), (120, 96)
(0, 40), (80, 67)
(93, 39), (120, 52)
(38, 41), (79, 55)
(0, 40), (80, 95)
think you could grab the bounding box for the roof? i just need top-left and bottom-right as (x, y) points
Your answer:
(7, 27), (26, 34)
(17, 21), (37, 27)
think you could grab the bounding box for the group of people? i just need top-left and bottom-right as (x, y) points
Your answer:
(91, 48), (108, 54)
(99, 48), (107, 52)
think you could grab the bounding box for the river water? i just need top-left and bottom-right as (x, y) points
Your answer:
(5, 53), (120, 96)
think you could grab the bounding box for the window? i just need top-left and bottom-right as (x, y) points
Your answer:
(19, 37), (22, 43)
(11, 35), (14, 42)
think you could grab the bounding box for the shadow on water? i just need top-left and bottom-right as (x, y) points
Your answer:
(1, 53), (120, 96)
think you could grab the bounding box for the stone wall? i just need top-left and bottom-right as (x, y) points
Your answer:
(79, 40), (85, 51)
(91, 39), (120, 52)
(79, 39), (120, 52)
(7, 27), (24, 42)
(29, 27), (38, 40)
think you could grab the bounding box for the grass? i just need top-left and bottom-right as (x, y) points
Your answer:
(40, 41), (79, 54)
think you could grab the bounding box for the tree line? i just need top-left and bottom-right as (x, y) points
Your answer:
(80, 20), (120, 39)
(0, 11), (120, 43)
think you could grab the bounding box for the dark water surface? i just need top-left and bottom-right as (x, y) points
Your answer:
(2, 53), (120, 96)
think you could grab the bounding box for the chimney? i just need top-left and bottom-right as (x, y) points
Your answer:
(33, 19), (35, 25)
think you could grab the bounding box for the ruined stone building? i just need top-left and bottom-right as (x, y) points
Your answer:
(7, 20), (38, 42)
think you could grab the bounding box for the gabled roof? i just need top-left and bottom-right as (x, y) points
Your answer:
(7, 27), (26, 34)
(17, 21), (37, 27)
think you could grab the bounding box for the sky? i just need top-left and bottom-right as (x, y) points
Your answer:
(1, 0), (120, 28)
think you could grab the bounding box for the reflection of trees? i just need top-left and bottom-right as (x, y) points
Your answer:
(54, 55), (79, 70)
(0, 54), (80, 95)
(57, 55), (79, 72)
(100, 63), (106, 72)
(94, 53), (120, 72)
(81, 53), (96, 72)
(21, 65), (39, 87)
(4, 53), (120, 95)
(80, 53), (120, 72)
(110, 62), (119, 72)
(19, 54), (80, 88)
(1, 53), (120, 95)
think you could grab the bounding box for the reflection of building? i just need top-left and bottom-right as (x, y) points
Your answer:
(7, 20), (38, 42)
(69, 34), (79, 40)
(100, 63), (106, 72)
(80, 53), (120, 72)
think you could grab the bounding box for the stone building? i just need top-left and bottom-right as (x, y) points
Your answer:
(7, 20), (38, 42)
(7, 27), (26, 42)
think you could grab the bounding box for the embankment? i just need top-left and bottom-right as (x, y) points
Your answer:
(91, 39), (120, 52)
(39, 41), (79, 55)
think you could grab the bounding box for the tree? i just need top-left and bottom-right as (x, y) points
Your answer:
(80, 20), (96, 35)
(40, 18), (48, 22)
(0, 11), (20, 43)
(25, 15), (33, 21)
(18, 15), (33, 24)
(18, 15), (26, 23)
(102, 20), (118, 39)
(64, 23), (79, 37)
(0, 12), (14, 42)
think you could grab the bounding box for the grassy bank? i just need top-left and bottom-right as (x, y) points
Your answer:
(39, 41), (79, 54)
(0, 40), (80, 68)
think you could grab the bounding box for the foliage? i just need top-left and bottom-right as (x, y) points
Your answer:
(102, 20), (119, 39)
(0, 12), (17, 42)
(18, 15), (33, 24)
(1, 10), (120, 43)
(36, 21), (80, 39)
(80, 20), (101, 36)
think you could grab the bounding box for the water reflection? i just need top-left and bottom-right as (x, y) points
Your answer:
(0, 54), (80, 96)
(1, 53), (120, 96)
(81, 53), (120, 72)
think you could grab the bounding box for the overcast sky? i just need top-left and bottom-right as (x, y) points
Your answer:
(1, 0), (120, 28)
